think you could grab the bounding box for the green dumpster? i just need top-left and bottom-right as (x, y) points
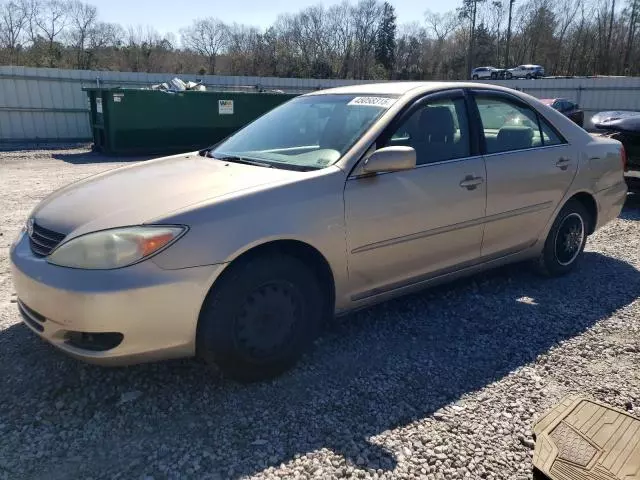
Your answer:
(83, 88), (298, 155)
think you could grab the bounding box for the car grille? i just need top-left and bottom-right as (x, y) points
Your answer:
(29, 221), (66, 257)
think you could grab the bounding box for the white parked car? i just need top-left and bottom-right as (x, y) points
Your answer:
(471, 66), (501, 80)
(506, 65), (545, 79)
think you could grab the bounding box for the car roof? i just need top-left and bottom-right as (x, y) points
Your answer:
(306, 81), (515, 97)
(305, 82), (438, 96)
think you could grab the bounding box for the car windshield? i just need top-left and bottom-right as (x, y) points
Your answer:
(209, 94), (398, 170)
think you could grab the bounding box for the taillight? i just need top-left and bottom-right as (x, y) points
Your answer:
(621, 145), (627, 171)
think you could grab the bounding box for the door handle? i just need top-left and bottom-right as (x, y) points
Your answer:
(556, 158), (572, 170)
(459, 175), (484, 190)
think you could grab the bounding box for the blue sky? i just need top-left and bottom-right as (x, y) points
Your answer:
(94, 0), (456, 37)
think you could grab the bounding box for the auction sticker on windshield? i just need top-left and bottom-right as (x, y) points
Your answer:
(347, 97), (396, 108)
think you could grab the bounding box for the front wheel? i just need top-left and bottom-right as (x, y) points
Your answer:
(196, 254), (324, 382)
(472, 74), (479, 80)
(534, 199), (590, 276)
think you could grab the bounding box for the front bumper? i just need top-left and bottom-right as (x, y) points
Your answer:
(10, 232), (224, 366)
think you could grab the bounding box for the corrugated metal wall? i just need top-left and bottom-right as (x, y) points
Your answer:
(2, 66), (640, 142)
(0, 66), (377, 143)
(490, 77), (640, 130)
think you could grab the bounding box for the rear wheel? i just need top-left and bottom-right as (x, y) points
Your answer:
(196, 254), (324, 382)
(526, 73), (533, 79)
(534, 199), (590, 276)
(506, 72), (513, 79)
(472, 74), (479, 80)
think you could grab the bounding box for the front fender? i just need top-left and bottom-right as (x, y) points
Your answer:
(149, 167), (350, 300)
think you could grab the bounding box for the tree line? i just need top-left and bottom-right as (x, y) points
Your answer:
(1, 0), (639, 80)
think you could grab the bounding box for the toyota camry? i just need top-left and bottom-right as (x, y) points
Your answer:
(10, 82), (628, 382)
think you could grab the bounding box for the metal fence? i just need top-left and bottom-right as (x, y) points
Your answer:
(0, 66), (378, 143)
(491, 77), (640, 130)
(2, 66), (640, 142)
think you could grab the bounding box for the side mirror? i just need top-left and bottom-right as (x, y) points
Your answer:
(361, 146), (416, 174)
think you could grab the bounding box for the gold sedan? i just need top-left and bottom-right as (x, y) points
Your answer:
(10, 82), (628, 381)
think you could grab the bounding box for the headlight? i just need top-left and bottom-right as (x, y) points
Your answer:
(47, 226), (187, 269)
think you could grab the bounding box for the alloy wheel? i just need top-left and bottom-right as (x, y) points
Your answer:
(553, 213), (585, 266)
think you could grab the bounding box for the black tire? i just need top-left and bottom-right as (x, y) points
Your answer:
(532, 468), (550, 480)
(506, 72), (513, 79)
(196, 254), (324, 382)
(472, 74), (479, 80)
(526, 73), (533, 79)
(534, 199), (591, 277)
(490, 72), (498, 80)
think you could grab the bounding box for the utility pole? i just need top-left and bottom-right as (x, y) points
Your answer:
(466, 0), (479, 77)
(504, 0), (515, 67)
(606, 0), (615, 73)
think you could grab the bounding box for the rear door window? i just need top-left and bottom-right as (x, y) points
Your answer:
(475, 95), (567, 153)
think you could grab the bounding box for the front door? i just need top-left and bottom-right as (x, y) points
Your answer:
(344, 92), (487, 301)
(472, 92), (578, 258)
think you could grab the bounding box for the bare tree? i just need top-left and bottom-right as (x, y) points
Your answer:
(624, 0), (640, 70)
(351, 0), (383, 79)
(607, 0), (616, 57)
(327, 2), (354, 78)
(424, 10), (456, 77)
(1, 0), (640, 80)
(459, 0), (486, 75)
(552, 0), (580, 73)
(32, 0), (69, 66)
(180, 17), (227, 74)
(0, 0), (30, 63)
(120, 25), (173, 72)
(478, 1), (506, 65)
(225, 23), (261, 75)
(424, 10), (457, 42)
(66, 0), (96, 68)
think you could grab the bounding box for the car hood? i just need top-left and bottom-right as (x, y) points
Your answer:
(32, 152), (302, 237)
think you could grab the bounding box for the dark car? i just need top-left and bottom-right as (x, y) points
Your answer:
(541, 98), (584, 127)
(594, 113), (640, 192)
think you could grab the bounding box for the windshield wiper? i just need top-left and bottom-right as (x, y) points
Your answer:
(210, 154), (274, 168)
(209, 152), (321, 172)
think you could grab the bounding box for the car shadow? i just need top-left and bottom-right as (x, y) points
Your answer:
(1, 252), (639, 479)
(0, 141), (91, 152)
(51, 151), (160, 165)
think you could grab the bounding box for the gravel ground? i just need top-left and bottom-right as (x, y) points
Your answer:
(0, 146), (639, 480)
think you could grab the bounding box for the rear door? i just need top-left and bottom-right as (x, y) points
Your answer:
(471, 90), (578, 259)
